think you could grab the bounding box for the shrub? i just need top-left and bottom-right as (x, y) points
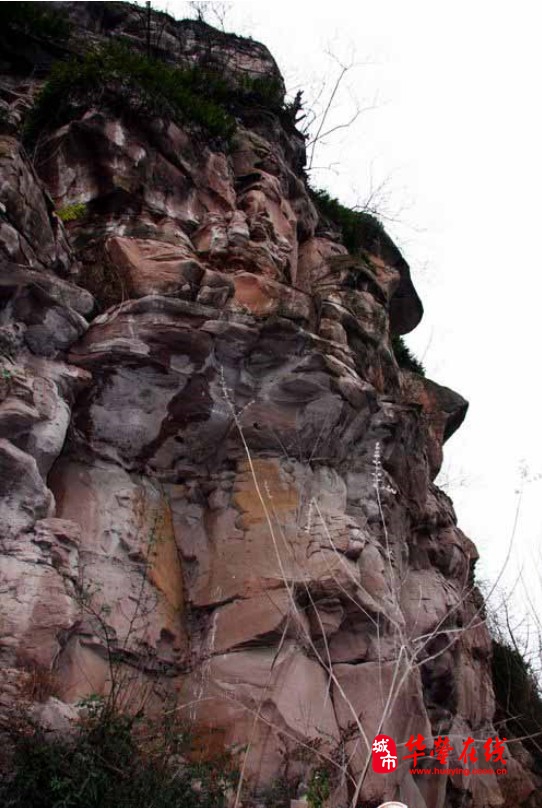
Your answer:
(392, 334), (425, 375)
(306, 767), (331, 808)
(310, 187), (385, 254)
(15, 653), (59, 703)
(491, 639), (542, 773)
(24, 42), (237, 146)
(0, 2), (71, 42)
(0, 697), (238, 808)
(23, 40), (287, 149)
(236, 73), (284, 109)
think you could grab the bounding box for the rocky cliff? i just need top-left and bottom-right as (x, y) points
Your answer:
(0, 3), (537, 807)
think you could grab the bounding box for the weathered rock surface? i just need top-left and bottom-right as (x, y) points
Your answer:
(0, 4), (537, 807)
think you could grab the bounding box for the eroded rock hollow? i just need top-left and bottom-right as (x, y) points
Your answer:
(0, 3), (537, 806)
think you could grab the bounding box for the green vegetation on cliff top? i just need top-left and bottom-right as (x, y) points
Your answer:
(310, 187), (425, 375)
(0, 1), (72, 41)
(24, 36), (284, 145)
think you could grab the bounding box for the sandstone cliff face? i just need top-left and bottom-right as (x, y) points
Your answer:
(0, 4), (537, 807)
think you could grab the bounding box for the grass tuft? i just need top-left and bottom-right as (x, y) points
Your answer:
(56, 202), (87, 223)
(392, 334), (425, 375)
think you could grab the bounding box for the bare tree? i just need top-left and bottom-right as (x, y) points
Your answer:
(290, 50), (378, 173)
(131, 1), (170, 58)
(188, 1), (232, 31)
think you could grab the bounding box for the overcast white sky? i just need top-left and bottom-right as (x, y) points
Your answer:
(150, 1), (542, 633)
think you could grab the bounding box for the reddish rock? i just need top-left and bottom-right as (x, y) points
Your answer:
(0, 5), (529, 807)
